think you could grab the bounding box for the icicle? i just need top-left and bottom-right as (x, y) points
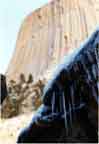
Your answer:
(95, 46), (98, 62)
(92, 64), (97, 81)
(62, 92), (68, 134)
(51, 92), (56, 114)
(69, 101), (72, 127)
(59, 91), (63, 114)
(98, 82), (99, 104)
(70, 84), (75, 119)
(86, 51), (94, 64)
(80, 57), (88, 73)
(87, 70), (92, 82)
(92, 86), (98, 104)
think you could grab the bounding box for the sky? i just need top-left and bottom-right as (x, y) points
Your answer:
(0, 0), (52, 74)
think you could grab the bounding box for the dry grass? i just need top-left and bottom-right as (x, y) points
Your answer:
(0, 112), (35, 144)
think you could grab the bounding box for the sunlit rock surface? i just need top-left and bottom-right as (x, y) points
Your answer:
(6, 0), (99, 82)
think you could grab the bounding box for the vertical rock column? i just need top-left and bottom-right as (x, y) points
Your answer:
(6, 0), (98, 82)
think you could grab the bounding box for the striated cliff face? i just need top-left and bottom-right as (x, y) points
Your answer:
(6, 0), (99, 82)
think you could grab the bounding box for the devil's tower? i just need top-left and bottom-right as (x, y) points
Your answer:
(6, 0), (99, 82)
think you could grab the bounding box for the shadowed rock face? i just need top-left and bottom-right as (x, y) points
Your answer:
(1, 74), (8, 104)
(6, 0), (99, 82)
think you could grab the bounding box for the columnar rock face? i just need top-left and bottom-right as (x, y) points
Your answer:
(6, 0), (99, 82)
(94, 0), (99, 20)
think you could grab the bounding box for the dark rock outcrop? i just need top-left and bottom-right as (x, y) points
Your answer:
(0, 74), (8, 104)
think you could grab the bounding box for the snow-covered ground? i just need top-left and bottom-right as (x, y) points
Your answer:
(0, 112), (35, 144)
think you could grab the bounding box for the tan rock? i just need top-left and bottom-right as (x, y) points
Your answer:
(6, 0), (99, 82)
